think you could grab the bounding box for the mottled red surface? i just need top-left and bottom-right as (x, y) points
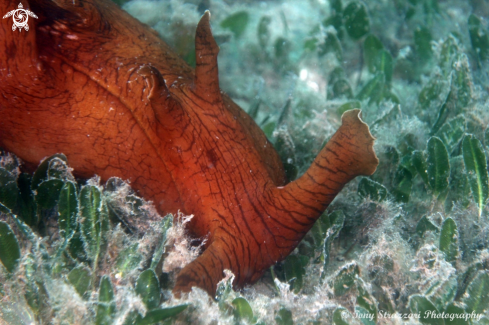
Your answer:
(0, 0), (378, 296)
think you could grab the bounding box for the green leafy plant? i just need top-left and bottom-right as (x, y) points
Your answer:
(0, 155), (185, 324)
(220, 11), (249, 39)
(462, 135), (489, 217)
(0, 221), (20, 273)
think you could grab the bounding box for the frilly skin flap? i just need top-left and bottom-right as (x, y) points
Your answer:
(0, 0), (378, 296)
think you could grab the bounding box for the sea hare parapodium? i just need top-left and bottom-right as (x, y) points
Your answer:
(0, 0), (379, 296)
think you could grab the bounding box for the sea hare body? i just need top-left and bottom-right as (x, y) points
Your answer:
(0, 0), (379, 296)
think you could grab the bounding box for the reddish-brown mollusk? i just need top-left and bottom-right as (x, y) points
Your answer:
(0, 0), (379, 296)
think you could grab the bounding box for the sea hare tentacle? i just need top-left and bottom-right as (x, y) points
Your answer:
(193, 11), (221, 104)
(0, 0), (379, 298)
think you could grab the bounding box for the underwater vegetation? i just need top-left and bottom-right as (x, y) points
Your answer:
(1, 0), (489, 324)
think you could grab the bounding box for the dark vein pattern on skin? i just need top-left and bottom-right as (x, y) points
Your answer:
(0, 0), (379, 296)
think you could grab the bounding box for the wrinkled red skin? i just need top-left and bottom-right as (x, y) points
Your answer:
(0, 0), (378, 296)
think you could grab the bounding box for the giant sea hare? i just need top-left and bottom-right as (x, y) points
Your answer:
(0, 0), (379, 296)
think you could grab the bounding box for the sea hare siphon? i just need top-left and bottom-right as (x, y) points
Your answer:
(0, 0), (379, 296)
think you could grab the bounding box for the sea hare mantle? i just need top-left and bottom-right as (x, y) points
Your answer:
(0, 0), (379, 296)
